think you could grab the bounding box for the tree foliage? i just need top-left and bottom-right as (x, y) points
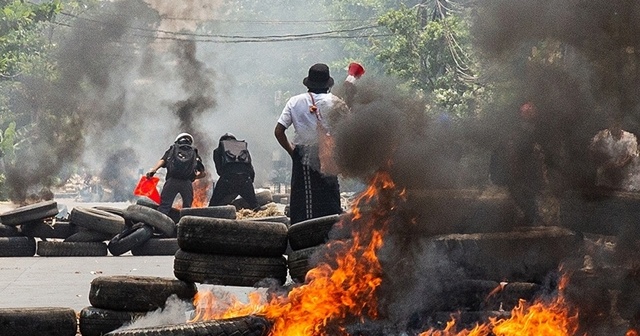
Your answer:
(327, 0), (484, 118)
(0, 0), (61, 79)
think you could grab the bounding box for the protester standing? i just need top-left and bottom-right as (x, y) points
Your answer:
(146, 132), (206, 215)
(274, 63), (345, 224)
(208, 133), (259, 209)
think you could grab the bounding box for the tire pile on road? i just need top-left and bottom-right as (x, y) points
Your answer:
(0, 200), (185, 257)
(79, 275), (197, 336)
(286, 214), (343, 283)
(173, 206), (290, 287)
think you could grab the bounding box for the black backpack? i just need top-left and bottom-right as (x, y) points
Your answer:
(220, 139), (251, 169)
(166, 144), (197, 179)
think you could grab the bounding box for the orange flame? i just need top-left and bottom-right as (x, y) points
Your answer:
(419, 275), (581, 336)
(190, 170), (401, 335)
(627, 330), (639, 336)
(172, 178), (210, 209)
(191, 178), (210, 208)
(189, 170), (584, 336)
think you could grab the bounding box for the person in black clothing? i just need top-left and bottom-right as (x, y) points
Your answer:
(146, 132), (206, 215)
(208, 133), (259, 209)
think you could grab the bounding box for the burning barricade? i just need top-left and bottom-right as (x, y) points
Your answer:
(103, 170), (632, 336)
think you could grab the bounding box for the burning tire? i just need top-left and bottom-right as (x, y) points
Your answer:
(0, 223), (22, 237)
(287, 214), (342, 250)
(179, 205), (237, 220)
(37, 241), (108, 257)
(130, 238), (179, 256)
(89, 275), (197, 312)
(123, 205), (176, 238)
(484, 281), (542, 311)
(436, 280), (500, 312)
(0, 307), (77, 336)
(104, 315), (271, 336)
(107, 224), (154, 256)
(428, 226), (583, 282)
(0, 200), (59, 226)
(177, 216), (288, 257)
(79, 306), (147, 336)
(21, 221), (76, 239)
(287, 245), (323, 283)
(174, 249), (287, 286)
(64, 228), (114, 243)
(70, 207), (126, 235)
(424, 311), (511, 331)
(136, 198), (181, 224)
(0, 236), (36, 256)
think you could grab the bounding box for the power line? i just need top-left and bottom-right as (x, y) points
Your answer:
(50, 19), (387, 44)
(57, 11), (380, 39)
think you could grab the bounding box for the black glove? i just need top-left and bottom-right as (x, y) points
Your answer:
(146, 171), (155, 178)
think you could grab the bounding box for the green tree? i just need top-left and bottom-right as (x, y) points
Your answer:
(328, 0), (484, 118)
(0, 0), (63, 200)
(0, 0), (61, 78)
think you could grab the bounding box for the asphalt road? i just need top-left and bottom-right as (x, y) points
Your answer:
(0, 199), (258, 312)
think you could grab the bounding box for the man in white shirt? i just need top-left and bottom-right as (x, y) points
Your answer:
(589, 120), (639, 190)
(274, 63), (345, 224)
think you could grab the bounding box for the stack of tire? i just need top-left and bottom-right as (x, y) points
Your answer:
(36, 206), (127, 257)
(0, 201), (64, 257)
(79, 275), (197, 336)
(107, 204), (177, 256)
(285, 214), (343, 283)
(173, 205), (290, 287)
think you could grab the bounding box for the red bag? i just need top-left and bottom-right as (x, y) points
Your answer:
(133, 176), (161, 203)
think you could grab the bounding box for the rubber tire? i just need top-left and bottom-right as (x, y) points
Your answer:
(249, 216), (290, 226)
(104, 315), (271, 336)
(21, 221), (77, 239)
(92, 206), (125, 218)
(89, 275), (197, 312)
(131, 238), (179, 256)
(0, 307), (77, 336)
(108, 224), (154, 256)
(79, 306), (147, 336)
(123, 205), (176, 238)
(255, 189), (273, 205)
(64, 228), (114, 242)
(177, 216), (288, 257)
(174, 249), (287, 287)
(178, 205), (237, 220)
(0, 236), (36, 256)
(0, 200), (59, 226)
(37, 241), (108, 257)
(287, 245), (323, 283)
(135, 198), (181, 224)
(70, 207), (125, 235)
(287, 214), (342, 250)
(0, 224), (22, 237)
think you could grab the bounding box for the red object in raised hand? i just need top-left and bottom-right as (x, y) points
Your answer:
(348, 62), (365, 78)
(134, 175), (161, 203)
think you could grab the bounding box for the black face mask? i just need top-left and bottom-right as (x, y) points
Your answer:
(176, 138), (192, 145)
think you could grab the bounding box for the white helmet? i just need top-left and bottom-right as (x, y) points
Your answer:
(174, 132), (194, 145)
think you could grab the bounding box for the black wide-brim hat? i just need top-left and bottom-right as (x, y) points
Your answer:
(303, 63), (335, 89)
